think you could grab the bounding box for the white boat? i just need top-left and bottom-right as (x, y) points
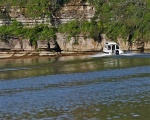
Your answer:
(103, 42), (123, 55)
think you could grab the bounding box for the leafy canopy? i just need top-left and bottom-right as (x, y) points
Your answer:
(0, 0), (150, 43)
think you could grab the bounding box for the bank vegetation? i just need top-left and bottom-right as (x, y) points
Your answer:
(0, 0), (150, 47)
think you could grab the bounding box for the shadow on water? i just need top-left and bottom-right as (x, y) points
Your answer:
(0, 53), (150, 119)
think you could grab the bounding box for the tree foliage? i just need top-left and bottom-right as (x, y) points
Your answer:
(0, 20), (57, 45)
(58, 20), (103, 41)
(87, 0), (150, 42)
(0, 0), (150, 45)
(0, 0), (71, 18)
(28, 24), (57, 45)
(58, 0), (150, 42)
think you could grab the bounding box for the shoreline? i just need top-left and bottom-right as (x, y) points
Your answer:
(0, 49), (150, 60)
(0, 51), (98, 59)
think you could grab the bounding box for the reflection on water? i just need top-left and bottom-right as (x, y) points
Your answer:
(0, 54), (150, 80)
(0, 53), (150, 119)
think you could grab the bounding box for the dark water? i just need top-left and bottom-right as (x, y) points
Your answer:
(0, 53), (150, 120)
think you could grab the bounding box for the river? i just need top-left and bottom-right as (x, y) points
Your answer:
(0, 53), (150, 120)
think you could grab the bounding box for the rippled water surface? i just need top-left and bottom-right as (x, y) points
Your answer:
(0, 53), (150, 120)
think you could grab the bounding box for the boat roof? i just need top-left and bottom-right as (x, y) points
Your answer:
(105, 42), (118, 45)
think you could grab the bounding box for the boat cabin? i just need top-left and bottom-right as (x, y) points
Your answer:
(103, 42), (123, 55)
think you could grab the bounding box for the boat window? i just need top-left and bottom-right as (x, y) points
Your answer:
(108, 45), (111, 50)
(112, 45), (115, 50)
(116, 45), (119, 49)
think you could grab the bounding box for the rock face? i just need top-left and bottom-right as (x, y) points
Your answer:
(57, 33), (150, 52)
(56, 33), (103, 51)
(0, 41), (10, 50)
(0, 38), (34, 51)
(0, 6), (50, 26)
(0, 0), (94, 26)
(0, 0), (150, 52)
(54, 0), (95, 24)
(0, 33), (149, 52)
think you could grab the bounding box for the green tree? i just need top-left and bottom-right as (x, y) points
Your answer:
(58, 20), (80, 40)
(0, 0), (150, 46)
(88, 0), (150, 43)
(26, 24), (57, 45)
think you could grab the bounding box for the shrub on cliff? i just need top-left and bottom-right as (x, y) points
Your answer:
(0, 0), (149, 45)
(0, 20), (57, 45)
(0, 20), (24, 40)
(26, 24), (57, 45)
(58, 20), (103, 42)
(88, 0), (150, 43)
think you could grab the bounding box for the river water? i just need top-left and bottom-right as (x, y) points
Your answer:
(0, 53), (150, 120)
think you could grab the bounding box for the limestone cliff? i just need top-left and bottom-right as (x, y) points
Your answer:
(0, 0), (149, 52)
(54, 0), (95, 24)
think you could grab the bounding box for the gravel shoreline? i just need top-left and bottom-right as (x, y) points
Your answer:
(0, 51), (97, 59)
(1, 49), (149, 59)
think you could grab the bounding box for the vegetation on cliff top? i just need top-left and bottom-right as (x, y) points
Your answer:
(0, 0), (71, 18)
(0, 0), (150, 46)
(88, 0), (150, 43)
(57, 0), (150, 44)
